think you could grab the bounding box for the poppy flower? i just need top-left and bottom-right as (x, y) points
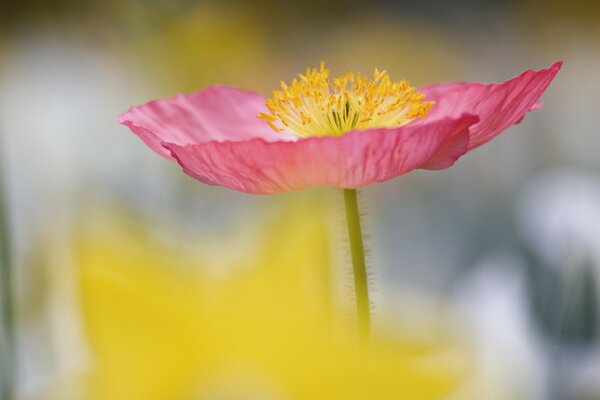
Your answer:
(119, 61), (561, 195)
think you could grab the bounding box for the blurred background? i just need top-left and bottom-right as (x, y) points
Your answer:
(1, 0), (599, 399)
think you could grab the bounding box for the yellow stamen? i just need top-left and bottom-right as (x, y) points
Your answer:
(258, 62), (434, 138)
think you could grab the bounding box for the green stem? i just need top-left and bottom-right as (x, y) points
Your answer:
(0, 146), (15, 400)
(343, 189), (371, 344)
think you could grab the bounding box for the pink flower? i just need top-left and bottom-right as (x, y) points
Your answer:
(119, 62), (561, 194)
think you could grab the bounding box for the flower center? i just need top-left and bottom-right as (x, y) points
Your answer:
(258, 61), (433, 138)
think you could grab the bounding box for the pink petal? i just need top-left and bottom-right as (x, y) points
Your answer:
(162, 116), (478, 194)
(419, 125), (471, 170)
(420, 61), (562, 151)
(118, 86), (294, 160)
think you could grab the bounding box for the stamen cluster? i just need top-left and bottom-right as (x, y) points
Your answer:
(258, 62), (433, 137)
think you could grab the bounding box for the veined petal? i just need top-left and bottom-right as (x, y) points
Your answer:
(162, 116), (478, 194)
(420, 61), (562, 150)
(118, 86), (296, 160)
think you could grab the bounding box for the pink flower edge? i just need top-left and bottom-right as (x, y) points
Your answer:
(420, 61), (562, 151)
(118, 86), (292, 161)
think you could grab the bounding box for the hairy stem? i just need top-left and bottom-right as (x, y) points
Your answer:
(343, 189), (371, 344)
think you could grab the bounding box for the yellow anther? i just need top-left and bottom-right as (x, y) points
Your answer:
(257, 62), (433, 137)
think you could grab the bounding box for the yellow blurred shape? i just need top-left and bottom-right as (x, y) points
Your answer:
(128, 5), (270, 94)
(75, 197), (468, 399)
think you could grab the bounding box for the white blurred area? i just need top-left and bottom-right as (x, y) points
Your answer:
(518, 169), (600, 271)
(1, 2), (600, 399)
(0, 34), (143, 398)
